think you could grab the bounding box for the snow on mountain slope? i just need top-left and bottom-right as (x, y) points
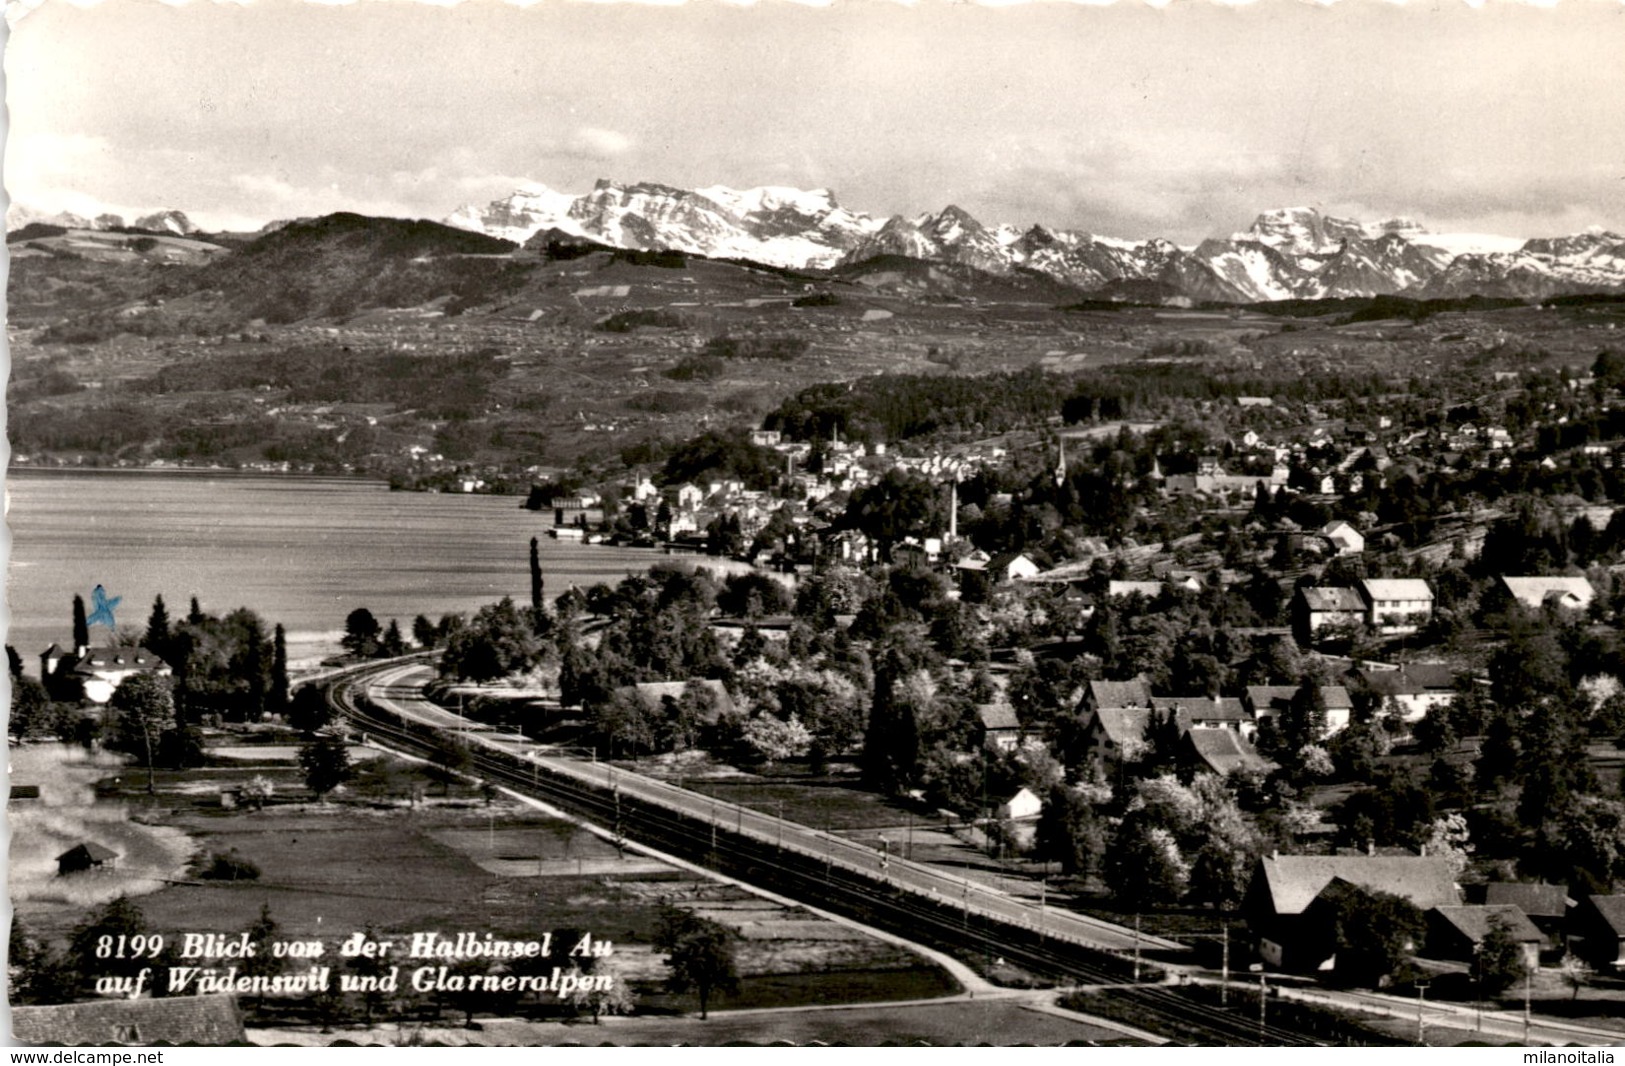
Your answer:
(1240, 207), (1372, 257)
(443, 184), (583, 243)
(446, 180), (883, 270)
(442, 182), (1625, 302)
(1192, 239), (1303, 301)
(1409, 232), (1528, 257)
(133, 210), (200, 236)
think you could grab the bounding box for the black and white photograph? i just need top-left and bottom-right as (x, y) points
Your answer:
(5, 0), (1625, 1048)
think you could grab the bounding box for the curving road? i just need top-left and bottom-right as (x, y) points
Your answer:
(330, 658), (1343, 1046)
(352, 661), (1182, 957)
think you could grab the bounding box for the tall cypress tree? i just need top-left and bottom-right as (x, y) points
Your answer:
(244, 617), (266, 720)
(269, 624), (290, 711)
(72, 595), (90, 650)
(529, 536), (545, 631)
(145, 595), (171, 659)
(188, 596), (205, 624)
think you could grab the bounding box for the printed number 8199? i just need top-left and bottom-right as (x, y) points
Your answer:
(96, 935), (165, 959)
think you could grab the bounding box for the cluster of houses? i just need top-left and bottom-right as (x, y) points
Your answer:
(1295, 574), (1600, 648)
(1243, 851), (1625, 977)
(1293, 578), (1437, 643)
(1069, 676), (1352, 778)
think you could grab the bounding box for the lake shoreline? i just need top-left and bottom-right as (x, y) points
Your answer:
(6, 471), (772, 667)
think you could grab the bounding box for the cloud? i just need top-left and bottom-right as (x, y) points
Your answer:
(562, 126), (635, 161)
(4, 131), (115, 195)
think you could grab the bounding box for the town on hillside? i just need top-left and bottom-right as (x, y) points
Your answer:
(12, 344), (1625, 1045)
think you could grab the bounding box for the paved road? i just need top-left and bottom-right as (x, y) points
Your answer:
(359, 663), (1183, 957)
(1279, 981), (1625, 1047)
(350, 663), (1625, 1048)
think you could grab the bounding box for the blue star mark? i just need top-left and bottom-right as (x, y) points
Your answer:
(87, 585), (121, 631)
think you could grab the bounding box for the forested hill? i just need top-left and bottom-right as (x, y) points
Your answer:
(162, 213), (529, 324)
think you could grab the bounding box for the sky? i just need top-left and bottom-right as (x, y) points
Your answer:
(4, 0), (1625, 243)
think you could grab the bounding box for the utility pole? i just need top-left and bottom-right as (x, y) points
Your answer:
(1524, 969), (1532, 1044)
(1220, 923), (1230, 1008)
(776, 800), (785, 851)
(1133, 914), (1142, 982)
(1259, 971), (1267, 1038)
(1039, 879), (1047, 945)
(1416, 982), (1428, 1046)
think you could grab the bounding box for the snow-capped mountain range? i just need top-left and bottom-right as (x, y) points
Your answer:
(447, 183), (1625, 303)
(8, 205), (200, 236)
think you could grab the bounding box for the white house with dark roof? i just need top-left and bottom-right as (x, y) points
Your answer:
(976, 701), (1022, 752)
(45, 644), (172, 705)
(1244, 685), (1354, 738)
(1498, 575), (1595, 612)
(996, 786), (1043, 822)
(988, 551), (1042, 584)
(1357, 578), (1434, 635)
(1356, 663), (1458, 722)
(1292, 587), (1367, 644)
(1321, 520), (1365, 555)
(1149, 695), (1250, 732)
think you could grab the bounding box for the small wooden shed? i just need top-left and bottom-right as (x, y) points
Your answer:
(57, 842), (120, 876)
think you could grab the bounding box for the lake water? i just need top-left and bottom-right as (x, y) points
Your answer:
(3, 471), (683, 668)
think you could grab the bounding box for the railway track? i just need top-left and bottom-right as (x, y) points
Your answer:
(326, 661), (1321, 1046)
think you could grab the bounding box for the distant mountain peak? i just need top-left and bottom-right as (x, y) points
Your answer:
(440, 179), (1625, 303)
(133, 209), (199, 236)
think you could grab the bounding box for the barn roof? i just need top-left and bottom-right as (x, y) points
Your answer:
(57, 842), (119, 863)
(1431, 905), (1544, 944)
(1092, 707), (1152, 748)
(1085, 678), (1151, 711)
(1359, 663), (1459, 696)
(1499, 576), (1595, 609)
(1586, 895), (1625, 936)
(1254, 854), (1460, 916)
(1359, 578), (1434, 601)
(68, 645), (170, 676)
(1182, 729), (1273, 776)
(976, 702), (1020, 733)
(1483, 882), (1573, 919)
(1152, 696), (1250, 724)
(1246, 685), (1354, 714)
(1298, 587), (1366, 612)
(10, 994), (245, 1045)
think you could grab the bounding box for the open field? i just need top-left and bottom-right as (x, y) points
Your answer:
(11, 740), (959, 1024)
(8, 744), (196, 919)
(652, 760), (927, 833)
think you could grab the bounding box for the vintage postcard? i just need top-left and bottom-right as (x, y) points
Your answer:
(6, 0), (1625, 1050)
